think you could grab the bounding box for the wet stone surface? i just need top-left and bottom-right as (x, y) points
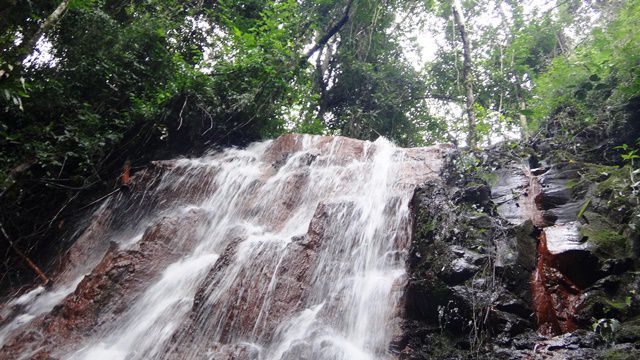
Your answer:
(0, 134), (453, 360)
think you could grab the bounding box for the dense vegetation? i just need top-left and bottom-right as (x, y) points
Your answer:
(1, 1), (639, 289)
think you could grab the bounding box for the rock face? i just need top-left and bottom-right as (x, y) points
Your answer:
(401, 146), (640, 359)
(401, 177), (538, 359)
(2, 133), (639, 360)
(0, 134), (452, 360)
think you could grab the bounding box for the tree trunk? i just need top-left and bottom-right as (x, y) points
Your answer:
(452, 1), (477, 148)
(519, 96), (529, 141)
(315, 43), (335, 121)
(18, 0), (70, 65)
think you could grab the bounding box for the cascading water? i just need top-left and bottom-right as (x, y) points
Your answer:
(0, 134), (448, 360)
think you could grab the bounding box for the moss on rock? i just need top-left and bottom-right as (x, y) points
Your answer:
(580, 211), (630, 258)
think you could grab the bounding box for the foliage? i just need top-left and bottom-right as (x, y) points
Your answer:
(614, 142), (640, 164)
(2, 0), (638, 193)
(593, 317), (621, 344)
(1, 0), (640, 288)
(298, 0), (435, 146)
(422, 0), (573, 145)
(0, 0), (313, 189)
(530, 0), (640, 126)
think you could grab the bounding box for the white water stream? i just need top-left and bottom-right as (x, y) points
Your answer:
(0, 135), (445, 360)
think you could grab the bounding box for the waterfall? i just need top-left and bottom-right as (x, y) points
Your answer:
(0, 134), (449, 360)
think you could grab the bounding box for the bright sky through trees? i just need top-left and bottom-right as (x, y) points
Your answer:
(408, 0), (567, 67)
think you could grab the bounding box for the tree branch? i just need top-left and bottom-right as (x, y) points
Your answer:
(0, 221), (50, 286)
(19, 0), (71, 64)
(302, 0), (355, 63)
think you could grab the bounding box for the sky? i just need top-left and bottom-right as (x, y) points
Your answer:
(406, 0), (558, 69)
(23, 0), (597, 146)
(26, 0), (569, 73)
(398, 0), (565, 145)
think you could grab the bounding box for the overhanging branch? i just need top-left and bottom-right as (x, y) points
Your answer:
(302, 0), (355, 64)
(19, 0), (71, 64)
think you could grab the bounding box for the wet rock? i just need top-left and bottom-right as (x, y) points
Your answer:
(543, 329), (599, 350)
(263, 134), (305, 163)
(545, 222), (590, 254)
(56, 205), (114, 284)
(164, 201), (371, 357)
(494, 221), (537, 302)
(439, 246), (483, 285)
(404, 141), (640, 359)
(614, 319), (640, 343)
(510, 331), (540, 350)
(600, 258), (634, 276)
(574, 289), (611, 324)
(406, 177), (542, 358)
(490, 309), (532, 336)
(450, 245), (485, 265)
(280, 342), (312, 360)
(531, 166), (549, 176)
(6, 132), (640, 360)
(491, 167), (531, 225)
(463, 212), (493, 229)
(488, 329), (608, 360)
(0, 209), (205, 358)
(536, 165), (578, 211)
(405, 274), (453, 323)
(495, 221), (537, 272)
(493, 291), (532, 319)
(623, 210), (640, 260)
(458, 184), (491, 207)
(207, 342), (261, 360)
(601, 343), (640, 360)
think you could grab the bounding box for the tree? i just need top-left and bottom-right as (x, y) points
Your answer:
(295, 0), (434, 146)
(15, 0), (71, 67)
(0, 0), (320, 289)
(423, 0), (585, 146)
(530, 0), (640, 142)
(451, 0), (476, 148)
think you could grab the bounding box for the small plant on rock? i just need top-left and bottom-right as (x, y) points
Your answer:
(613, 140), (640, 199)
(593, 318), (621, 345)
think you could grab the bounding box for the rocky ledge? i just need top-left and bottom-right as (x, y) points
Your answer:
(400, 146), (640, 359)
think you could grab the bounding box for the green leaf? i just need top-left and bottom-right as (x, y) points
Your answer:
(519, 109), (535, 117)
(69, 0), (95, 10)
(242, 33), (256, 46)
(577, 197), (591, 221)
